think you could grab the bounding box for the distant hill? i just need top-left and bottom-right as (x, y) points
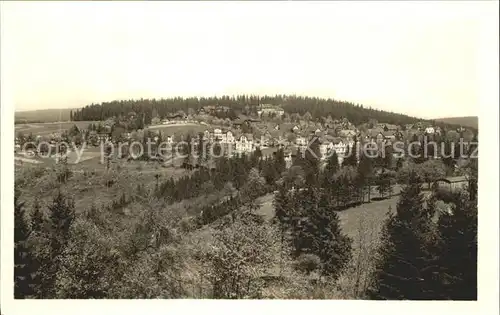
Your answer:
(15, 108), (73, 123)
(434, 116), (478, 129)
(71, 95), (426, 127)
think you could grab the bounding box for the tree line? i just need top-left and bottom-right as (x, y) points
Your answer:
(70, 95), (426, 126)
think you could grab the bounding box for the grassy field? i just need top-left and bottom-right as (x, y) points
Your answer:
(434, 116), (478, 129)
(255, 187), (434, 245)
(15, 121), (97, 136)
(15, 108), (74, 123)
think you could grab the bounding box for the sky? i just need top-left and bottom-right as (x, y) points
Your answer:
(1, 1), (497, 119)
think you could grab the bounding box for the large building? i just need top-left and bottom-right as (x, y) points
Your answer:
(257, 104), (285, 117)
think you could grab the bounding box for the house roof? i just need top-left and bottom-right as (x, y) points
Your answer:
(382, 131), (396, 138)
(384, 124), (399, 130)
(260, 104), (284, 110)
(435, 176), (467, 183)
(241, 133), (254, 141)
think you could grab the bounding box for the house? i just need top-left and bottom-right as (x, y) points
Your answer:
(295, 135), (307, 146)
(338, 129), (357, 139)
(382, 124), (399, 131)
(292, 125), (300, 132)
(224, 130), (235, 144)
(98, 132), (111, 143)
(257, 104), (285, 117)
(382, 131), (396, 142)
(235, 134), (254, 153)
(433, 176), (468, 192)
(232, 115), (260, 129)
(332, 138), (351, 156)
(394, 131), (404, 141)
(260, 131), (272, 147)
(284, 151), (293, 169)
(166, 113), (187, 121)
(200, 105), (217, 115)
(213, 128), (223, 140)
(274, 124), (280, 131)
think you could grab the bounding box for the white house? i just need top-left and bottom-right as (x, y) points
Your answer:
(219, 130), (235, 144)
(213, 128), (223, 140)
(236, 135), (254, 153)
(257, 104), (285, 117)
(224, 131), (234, 144)
(292, 125), (300, 132)
(332, 140), (353, 156)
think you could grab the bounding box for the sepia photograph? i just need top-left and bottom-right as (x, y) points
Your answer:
(1, 1), (498, 314)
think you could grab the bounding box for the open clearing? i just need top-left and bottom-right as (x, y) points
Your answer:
(15, 121), (97, 136)
(255, 187), (435, 244)
(255, 192), (398, 239)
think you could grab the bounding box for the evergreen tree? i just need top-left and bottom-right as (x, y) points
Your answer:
(376, 169), (394, 199)
(14, 188), (36, 298)
(303, 137), (321, 187)
(321, 150), (339, 188)
(262, 159), (279, 186)
(310, 192), (352, 278)
(370, 171), (439, 299)
(342, 137), (358, 167)
(44, 191), (76, 297)
(357, 152), (374, 202)
(31, 199), (45, 233)
(274, 148), (286, 175)
(290, 188), (352, 278)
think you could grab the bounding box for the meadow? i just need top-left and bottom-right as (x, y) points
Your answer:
(15, 121), (97, 136)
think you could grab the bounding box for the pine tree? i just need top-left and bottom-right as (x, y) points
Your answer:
(321, 150), (339, 188)
(289, 188), (352, 278)
(274, 148), (286, 175)
(303, 137), (321, 187)
(370, 171), (439, 299)
(310, 192), (352, 278)
(357, 152), (374, 202)
(31, 199), (45, 233)
(44, 191), (76, 297)
(342, 137), (358, 167)
(14, 188), (36, 298)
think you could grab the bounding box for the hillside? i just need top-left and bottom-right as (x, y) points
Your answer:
(434, 116), (478, 129)
(70, 95), (424, 127)
(15, 108), (74, 123)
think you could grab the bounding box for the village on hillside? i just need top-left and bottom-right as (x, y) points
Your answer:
(15, 103), (476, 170)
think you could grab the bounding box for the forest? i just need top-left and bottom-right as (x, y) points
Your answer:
(70, 95), (427, 127)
